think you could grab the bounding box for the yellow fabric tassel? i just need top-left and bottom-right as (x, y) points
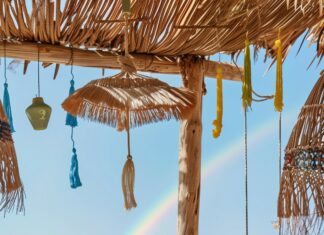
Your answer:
(242, 39), (252, 109)
(274, 39), (284, 112)
(213, 66), (223, 138)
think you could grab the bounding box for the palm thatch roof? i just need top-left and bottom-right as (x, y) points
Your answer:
(0, 0), (323, 77)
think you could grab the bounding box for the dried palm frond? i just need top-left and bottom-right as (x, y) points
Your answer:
(278, 70), (324, 235)
(0, 100), (24, 215)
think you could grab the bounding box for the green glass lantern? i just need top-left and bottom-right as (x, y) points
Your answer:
(25, 97), (52, 130)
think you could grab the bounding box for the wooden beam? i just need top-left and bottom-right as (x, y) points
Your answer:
(0, 42), (242, 81)
(178, 56), (203, 235)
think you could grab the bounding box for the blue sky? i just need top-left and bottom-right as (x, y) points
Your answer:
(0, 33), (322, 235)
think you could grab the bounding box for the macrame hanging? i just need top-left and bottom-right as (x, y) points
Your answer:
(242, 36), (252, 235)
(66, 47), (82, 189)
(2, 41), (15, 133)
(274, 31), (284, 234)
(62, 0), (195, 210)
(277, 71), (324, 235)
(0, 99), (24, 215)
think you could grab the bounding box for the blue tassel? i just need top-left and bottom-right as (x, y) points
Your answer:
(65, 80), (78, 127)
(3, 83), (15, 133)
(69, 147), (82, 189)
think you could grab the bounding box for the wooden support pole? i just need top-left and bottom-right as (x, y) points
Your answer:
(0, 41), (242, 81)
(178, 56), (204, 235)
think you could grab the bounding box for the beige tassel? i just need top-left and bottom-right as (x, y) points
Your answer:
(122, 155), (137, 210)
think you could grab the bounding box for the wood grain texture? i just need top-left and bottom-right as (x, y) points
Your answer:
(178, 56), (204, 235)
(0, 41), (243, 81)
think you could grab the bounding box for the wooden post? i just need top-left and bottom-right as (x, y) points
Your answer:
(178, 56), (204, 235)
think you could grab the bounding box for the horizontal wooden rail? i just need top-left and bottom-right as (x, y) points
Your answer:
(0, 42), (242, 81)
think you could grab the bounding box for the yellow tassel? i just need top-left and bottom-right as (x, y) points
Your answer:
(274, 39), (284, 112)
(213, 66), (223, 138)
(242, 39), (252, 109)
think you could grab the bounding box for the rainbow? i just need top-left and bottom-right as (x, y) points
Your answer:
(127, 113), (295, 235)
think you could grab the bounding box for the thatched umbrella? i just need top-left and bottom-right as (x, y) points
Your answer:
(278, 70), (324, 235)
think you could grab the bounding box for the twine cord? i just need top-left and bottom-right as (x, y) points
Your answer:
(37, 43), (40, 97)
(71, 126), (75, 149)
(278, 112), (282, 235)
(3, 40), (7, 84)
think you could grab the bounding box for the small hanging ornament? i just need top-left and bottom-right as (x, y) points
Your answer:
(66, 47), (82, 189)
(2, 41), (15, 133)
(122, 111), (137, 209)
(25, 44), (52, 131)
(212, 65), (223, 138)
(242, 38), (252, 109)
(0, 99), (25, 214)
(274, 32), (284, 112)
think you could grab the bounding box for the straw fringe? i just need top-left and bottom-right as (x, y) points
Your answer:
(0, 108), (25, 215)
(277, 71), (324, 235)
(62, 73), (195, 129)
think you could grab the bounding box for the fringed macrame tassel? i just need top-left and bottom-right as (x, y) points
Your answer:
(69, 147), (82, 189)
(0, 100), (24, 215)
(213, 66), (223, 138)
(66, 80), (78, 127)
(3, 83), (15, 133)
(242, 39), (252, 109)
(274, 39), (284, 112)
(122, 155), (137, 210)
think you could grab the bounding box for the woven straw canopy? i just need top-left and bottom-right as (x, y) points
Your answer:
(61, 61), (195, 129)
(278, 71), (324, 235)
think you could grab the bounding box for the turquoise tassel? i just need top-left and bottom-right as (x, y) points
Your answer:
(3, 83), (15, 132)
(69, 147), (82, 189)
(65, 80), (78, 127)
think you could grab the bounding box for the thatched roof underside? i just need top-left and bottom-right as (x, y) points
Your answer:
(0, 0), (323, 60)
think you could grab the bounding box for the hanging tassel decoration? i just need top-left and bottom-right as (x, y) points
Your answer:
(3, 83), (15, 132)
(122, 154), (137, 210)
(242, 39), (252, 109)
(65, 80), (78, 127)
(69, 147), (82, 189)
(122, 111), (137, 210)
(212, 66), (223, 138)
(0, 100), (24, 214)
(3, 42), (14, 133)
(274, 38), (284, 112)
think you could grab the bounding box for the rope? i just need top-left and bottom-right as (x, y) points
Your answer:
(37, 43), (40, 97)
(70, 46), (74, 81)
(244, 108), (249, 235)
(71, 126), (75, 149)
(278, 112), (282, 235)
(126, 110), (131, 157)
(4, 40), (7, 84)
(124, 13), (129, 57)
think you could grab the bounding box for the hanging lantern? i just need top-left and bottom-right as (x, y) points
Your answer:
(26, 44), (52, 131)
(25, 97), (52, 130)
(277, 71), (324, 235)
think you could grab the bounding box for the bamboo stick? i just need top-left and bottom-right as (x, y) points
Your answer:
(0, 41), (242, 81)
